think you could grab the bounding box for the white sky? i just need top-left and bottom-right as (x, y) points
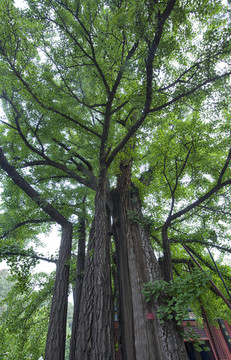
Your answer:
(33, 225), (60, 273)
(14, 0), (28, 9)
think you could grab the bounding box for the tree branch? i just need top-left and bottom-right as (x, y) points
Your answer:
(0, 219), (52, 240)
(0, 147), (69, 226)
(170, 238), (231, 255)
(0, 69), (100, 137)
(197, 204), (231, 217)
(183, 244), (231, 286)
(165, 147), (231, 225)
(149, 71), (231, 114)
(42, 47), (106, 115)
(166, 145), (193, 220)
(106, 1), (177, 167)
(100, 41), (139, 161)
(0, 96), (97, 190)
(22, 158), (97, 190)
(144, 0), (177, 111)
(46, 3), (111, 95)
(52, 138), (93, 171)
(0, 250), (57, 264)
(106, 71), (231, 167)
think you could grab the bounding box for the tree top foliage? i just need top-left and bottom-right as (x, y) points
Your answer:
(0, 0), (230, 321)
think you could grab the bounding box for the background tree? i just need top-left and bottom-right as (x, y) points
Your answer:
(0, 269), (74, 360)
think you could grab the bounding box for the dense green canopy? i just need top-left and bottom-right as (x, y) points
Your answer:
(0, 0), (230, 359)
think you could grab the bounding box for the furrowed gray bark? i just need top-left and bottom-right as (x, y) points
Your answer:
(112, 163), (187, 360)
(75, 178), (115, 359)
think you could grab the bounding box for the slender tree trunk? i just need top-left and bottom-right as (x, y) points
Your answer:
(69, 217), (86, 360)
(45, 222), (73, 360)
(112, 164), (187, 360)
(75, 177), (115, 359)
(162, 226), (173, 282)
(0, 148), (73, 360)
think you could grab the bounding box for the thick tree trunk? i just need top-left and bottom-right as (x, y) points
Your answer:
(111, 164), (187, 360)
(45, 222), (73, 360)
(69, 217), (86, 360)
(141, 223), (187, 360)
(74, 180), (115, 359)
(112, 187), (164, 360)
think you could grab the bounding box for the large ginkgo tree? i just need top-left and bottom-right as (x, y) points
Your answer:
(0, 0), (231, 359)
